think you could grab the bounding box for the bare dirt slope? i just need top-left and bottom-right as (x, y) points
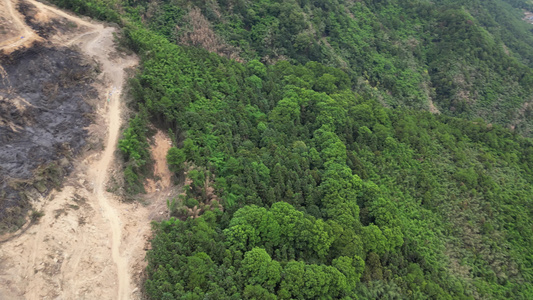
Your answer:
(0, 1), (168, 299)
(145, 131), (173, 193)
(0, 0), (41, 52)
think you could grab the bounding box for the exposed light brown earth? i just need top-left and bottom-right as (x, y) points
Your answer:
(144, 131), (173, 193)
(0, 0), (41, 53)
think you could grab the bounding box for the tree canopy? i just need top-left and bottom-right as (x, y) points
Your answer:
(48, 0), (533, 298)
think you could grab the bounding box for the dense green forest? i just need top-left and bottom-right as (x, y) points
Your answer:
(64, 0), (533, 133)
(50, 0), (533, 298)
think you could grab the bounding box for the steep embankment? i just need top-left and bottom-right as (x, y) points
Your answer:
(0, 1), (154, 299)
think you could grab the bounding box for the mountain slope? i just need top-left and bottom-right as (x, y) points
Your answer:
(107, 0), (533, 134)
(44, 0), (533, 298)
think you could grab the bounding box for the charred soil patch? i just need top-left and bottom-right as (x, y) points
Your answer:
(17, 0), (82, 39)
(0, 44), (98, 231)
(17, 0), (57, 38)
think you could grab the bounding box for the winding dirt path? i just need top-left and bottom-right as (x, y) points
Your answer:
(83, 24), (136, 299)
(81, 25), (135, 300)
(0, 1), (153, 299)
(0, 0), (41, 52)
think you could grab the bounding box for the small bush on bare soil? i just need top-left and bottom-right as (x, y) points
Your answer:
(30, 210), (44, 223)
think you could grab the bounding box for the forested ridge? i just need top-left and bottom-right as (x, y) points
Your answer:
(48, 0), (533, 298)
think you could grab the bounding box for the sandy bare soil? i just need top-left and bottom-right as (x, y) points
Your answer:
(0, 1), (170, 299)
(0, 0), (41, 52)
(144, 131), (173, 193)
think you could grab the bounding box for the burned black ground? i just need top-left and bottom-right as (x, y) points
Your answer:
(0, 44), (98, 231)
(17, 0), (79, 39)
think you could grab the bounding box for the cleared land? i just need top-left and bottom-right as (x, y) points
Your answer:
(0, 0), (172, 299)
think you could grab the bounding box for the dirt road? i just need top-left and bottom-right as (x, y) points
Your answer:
(0, 1), (161, 299)
(82, 24), (135, 300)
(0, 0), (40, 52)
